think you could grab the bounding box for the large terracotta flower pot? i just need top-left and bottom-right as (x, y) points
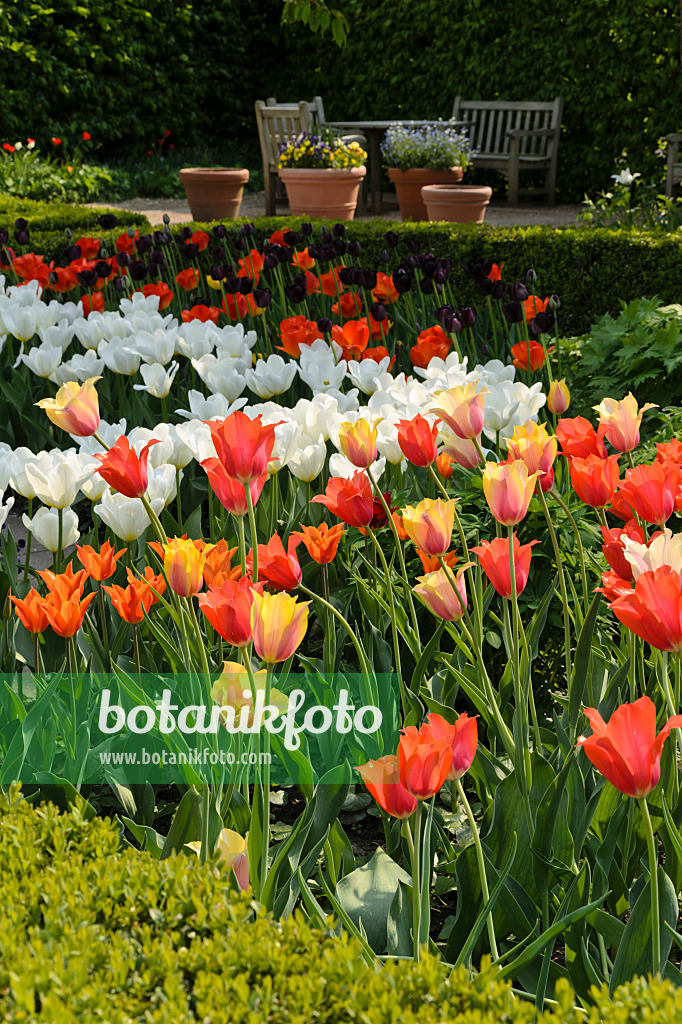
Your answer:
(278, 166), (366, 221)
(179, 167), (249, 221)
(421, 184), (493, 224)
(388, 167), (463, 221)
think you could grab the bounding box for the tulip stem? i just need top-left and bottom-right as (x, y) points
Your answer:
(200, 782), (210, 866)
(23, 497), (32, 579)
(508, 526), (534, 835)
(367, 527), (404, 710)
(411, 801), (423, 963)
(549, 487), (589, 611)
(238, 515), (247, 576)
(245, 485), (258, 584)
(132, 624), (141, 675)
(298, 583), (375, 694)
(638, 796), (661, 978)
(176, 468), (183, 529)
(455, 777), (498, 960)
(367, 468), (420, 645)
(97, 583), (110, 670)
(260, 664), (273, 896)
(55, 507), (63, 575)
(187, 596), (211, 685)
(66, 636), (77, 759)
(537, 488), (572, 692)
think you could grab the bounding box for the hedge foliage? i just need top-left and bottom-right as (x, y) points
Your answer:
(0, 197), (151, 264)
(2, 791), (682, 1023)
(0, 0), (678, 199)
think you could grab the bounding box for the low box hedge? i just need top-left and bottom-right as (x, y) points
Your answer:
(0, 196), (151, 265)
(1, 790), (680, 1023)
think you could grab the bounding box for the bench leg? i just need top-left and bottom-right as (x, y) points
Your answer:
(264, 170), (276, 217)
(507, 171), (519, 205)
(544, 160), (558, 206)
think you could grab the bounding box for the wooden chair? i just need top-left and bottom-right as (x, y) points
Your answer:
(665, 134), (682, 197)
(255, 100), (313, 216)
(266, 96), (367, 147)
(452, 96), (564, 204)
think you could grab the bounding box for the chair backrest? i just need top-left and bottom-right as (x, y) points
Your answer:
(255, 100), (313, 169)
(452, 97), (563, 156)
(267, 96), (325, 127)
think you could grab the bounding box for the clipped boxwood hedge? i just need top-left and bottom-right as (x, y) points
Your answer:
(1, 790), (681, 1023)
(0, 196), (151, 265)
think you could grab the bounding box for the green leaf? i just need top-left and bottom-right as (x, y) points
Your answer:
(609, 866), (678, 993)
(335, 848), (411, 954)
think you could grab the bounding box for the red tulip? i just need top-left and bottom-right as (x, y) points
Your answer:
(556, 417), (608, 460)
(577, 695), (682, 798)
(568, 453), (620, 507)
(396, 413), (439, 467)
(608, 566), (682, 651)
(471, 534), (538, 599)
(93, 435), (159, 498)
(311, 471), (375, 528)
(249, 534), (302, 591)
(423, 712), (478, 780)
(201, 458), (268, 516)
(206, 411), (279, 484)
(617, 462), (681, 527)
(601, 519), (646, 582)
(356, 755), (417, 819)
(197, 578), (258, 647)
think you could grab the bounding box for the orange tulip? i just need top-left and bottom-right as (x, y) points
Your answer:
(139, 282), (174, 310)
(206, 411), (280, 485)
(423, 712), (478, 780)
(290, 522), (346, 564)
(615, 462), (680, 527)
(43, 590), (96, 637)
(547, 378), (570, 415)
(276, 315), (322, 357)
(331, 319), (369, 361)
(593, 393), (658, 453)
(431, 383), (488, 440)
(104, 578), (155, 624)
(181, 304), (220, 324)
(410, 326), (451, 368)
(251, 590), (309, 664)
(471, 534), (538, 599)
(505, 421), (557, 480)
(415, 548), (459, 574)
(11, 589), (49, 634)
(163, 537), (207, 597)
(577, 695), (682, 798)
(396, 413), (439, 467)
(414, 566), (468, 621)
(436, 452), (455, 479)
(319, 267), (344, 297)
(35, 376), (101, 437)
(568, 453), (620, 508)
(482, 459), (537, 525)
(356, 755), (417, 819)
(291, 247), (315, 270)
(94, 435), (159, 498)
(401, 497), (456, 556)
(609, 566), (682, 651)
(523, 295), (550, 320)
(511, 339), (548, 372)
(176, 267), (201, 291)
(76, 539), (126, 581)
(556, 417), (608, 460)
(37, 563), (88, 599)
(198, 578), (258, 647)
(203, 540), (239, 587)
(398, 724), (452, 799)
(202, 458), (268, 516)
(338, 417), (378, 469)
(331, 292), (362, 318)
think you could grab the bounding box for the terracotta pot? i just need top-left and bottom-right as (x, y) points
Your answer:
(421, 184), (493, 224)
(179, 167), (249, 221)
(278, 166), (366, 221)
(388, 167), (464, 221)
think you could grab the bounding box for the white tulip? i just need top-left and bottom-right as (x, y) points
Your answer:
(99, 338), (141, 375)
(290, 393), (339, 443)
(0, 442), (13, 491)
(0, 490), (14, 530)
(21, 342), (62, 378)
(119, 292), (160, 316)
(318, 386), (359, 413)
(55, 349), (105, 384)
(175, 389), (247, 420)
(329, 452), (386, 481)
(288, 441), (327, 482)
(9, 447), (39, 498)
(3, 305), (37, 343)
(376, 417), (405, 465)
(132, 328), (178, 365)
(245, 354), (298, 398)
(46, 299), (83, 326)
(267, 420), (303, 475)
(22, 506), (79, 551)
(128, 427), (174, 468)
(176, 321), (219, 359)
(133, 360), (179, 398)
(173, 420), (217, 463)
(23, 450), (94, 508)
(624, 529), (682, 580)
(347, 357), (391, 394)
(78, 418), (126, 455)
(94, 490), (163, 541)
(191, 354), (247, 401)
(38, 320), (75, 352)
(147, 463), (178, 507)
(215, 322), (257, 355)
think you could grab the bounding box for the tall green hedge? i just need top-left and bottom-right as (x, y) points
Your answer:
(0, 1), (678, 199)
(2, 790), (682, 1023)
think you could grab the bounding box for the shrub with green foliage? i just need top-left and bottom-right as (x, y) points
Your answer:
(1, 790), (682, 1023)
(0, 0), (678, 199)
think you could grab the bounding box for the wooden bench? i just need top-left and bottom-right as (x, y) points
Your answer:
(665, 133), (682, 197)
(451, 97), (564, 204)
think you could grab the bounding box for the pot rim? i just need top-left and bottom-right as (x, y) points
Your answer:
(179, 167), (250, 177)
(421, 184), (493, 196)
(278, 165), (367, 176)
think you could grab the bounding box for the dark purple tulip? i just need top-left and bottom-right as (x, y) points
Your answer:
(66, 245), (82, 261)
(285, 282), (306, 303)
(98, 213), (118, 230)
(0, 229), (8, 246)
(319, 244), (337, 262)
(153, 230), (172, 246)
(213, 224), (228, 238)
(338, 267), (354, 286)
(94, 260), (111, 279)
(129, 260), (148, 281)
(434, 269), (448, 285)
(393, 267), (413, 294)
(14, 230), (29, 246)
(210, 264), (227, 281)
(183, 243), (199, 260)
(116, 252), (132, 268)
(526, 268), (537, 284)
(262, 252), (279, 270)
(491, 280), (506, 300)
(481, 343), (489, 357)
(240, 222), (255, 237)
(508, 282), (528, 302)
(253, 288), (272, 308)
(181, 227), (193, 240)
(405, 237), (420, 254)
(333, 239), (347, 256)
(384, 230), (400, 248)
(443, 314), (462, 334)
(277, 246), (293, 263)
(224, 277), (240, 294)
(475, 276), (494, 296)
(136, 235), (152, 254)
(0, 250), (10, 267)
(458, 306), (477, 329)
(333, 223), (346, 237)
(419, 277), (435, 294)
(14, 218), (28, 232)
(211, 245), (227, 261)
(320, 229), (333, 244)
(284, 230), (301, 246)
(233, 237), (246, 252)
(76, 269), (99, 288)
(434, 304), (455, 324)
(530, 311), (555, 335)
(502, 300), (523, 324)
(301, 222), (313, 236)
(317, 317), (332, 334)
(405, 254), (419, 270)
(238, 277), (253, 294)
(347, 241), (361, 257)
(113, 275), (127, 292)
(464, 258), (494, 279)
(370, 302), (387, 322)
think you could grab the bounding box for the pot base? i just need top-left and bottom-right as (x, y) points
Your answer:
(179, 167), (250, 221)
(278, 167), (366, 221)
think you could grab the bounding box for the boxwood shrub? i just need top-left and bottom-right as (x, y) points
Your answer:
(1, 790), (681, 1023)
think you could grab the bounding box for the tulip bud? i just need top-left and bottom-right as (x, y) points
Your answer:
(547, 378), (571, 415)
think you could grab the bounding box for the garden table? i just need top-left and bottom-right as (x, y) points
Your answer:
(326, 119), (472, 214)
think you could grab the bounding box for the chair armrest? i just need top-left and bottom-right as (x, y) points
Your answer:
(666, 133), (682, 143)
(506, 126), (560, 140)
